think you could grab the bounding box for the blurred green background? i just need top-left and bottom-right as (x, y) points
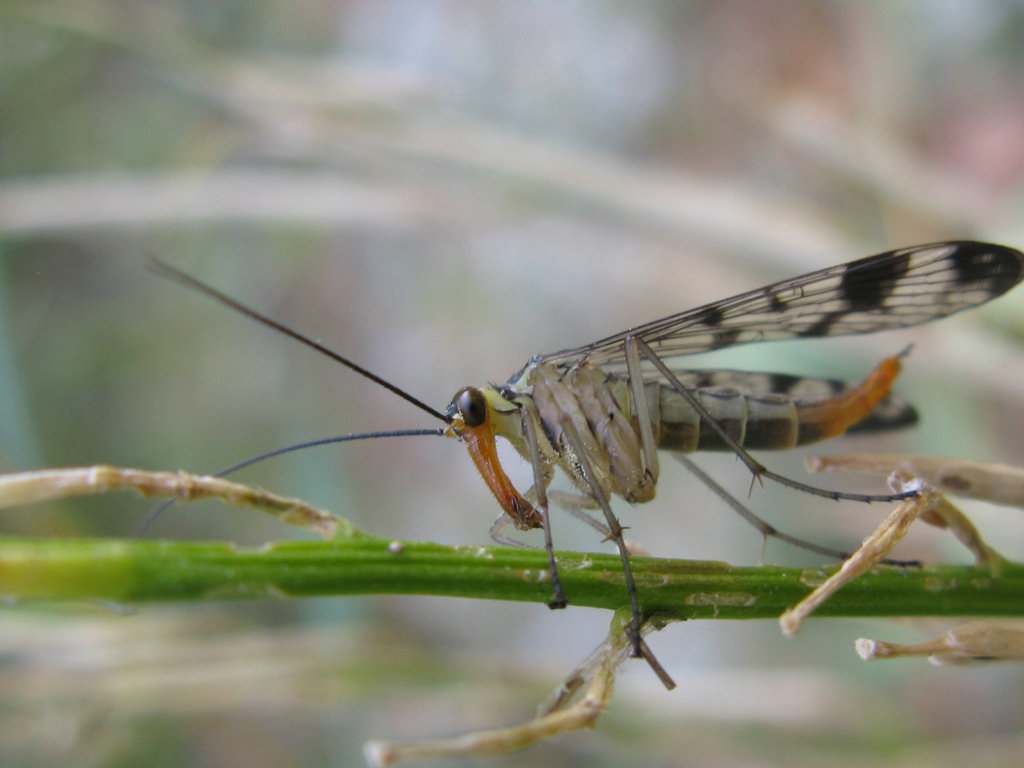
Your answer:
(2, 1), (1024, 766)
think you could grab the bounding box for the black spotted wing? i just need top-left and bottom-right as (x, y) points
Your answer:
(536, 241), (1024, 368)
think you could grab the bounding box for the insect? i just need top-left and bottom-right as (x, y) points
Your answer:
(153, 241), (1024, 680)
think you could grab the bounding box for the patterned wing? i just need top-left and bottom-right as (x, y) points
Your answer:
(537, 241), (1024, 367)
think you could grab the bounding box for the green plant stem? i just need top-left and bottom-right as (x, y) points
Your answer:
(0, 533), (1019, 621)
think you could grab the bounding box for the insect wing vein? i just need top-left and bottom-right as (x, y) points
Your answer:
(536, 241), (1024, 367)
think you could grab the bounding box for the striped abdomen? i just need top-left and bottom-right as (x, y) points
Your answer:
(641, 355), (907, 452)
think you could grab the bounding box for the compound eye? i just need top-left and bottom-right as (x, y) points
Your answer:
(455, 387), (487, 428)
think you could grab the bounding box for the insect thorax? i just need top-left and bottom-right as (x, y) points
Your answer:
(502, 357), (912, 506)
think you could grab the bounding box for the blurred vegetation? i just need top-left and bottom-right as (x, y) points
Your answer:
(2, 1), (1024, 767)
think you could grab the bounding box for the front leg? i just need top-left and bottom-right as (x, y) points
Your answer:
(519, 398), (567, 609)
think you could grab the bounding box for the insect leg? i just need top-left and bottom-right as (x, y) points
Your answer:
(674, 455), (920, 567)
(489, 513), (523, 547)
(487, 488), (625, 573)
(519, 399), (568, 609)
(548, 490), (615, 536)
(623, 336), (660, 485)
(630, 337), (918, 504)
(555, 414), (648, 657)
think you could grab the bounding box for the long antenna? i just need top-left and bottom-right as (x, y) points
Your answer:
(149, 259), (450, 424)
(215, 429), (446, 475)
(134, 427), (446, 535)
